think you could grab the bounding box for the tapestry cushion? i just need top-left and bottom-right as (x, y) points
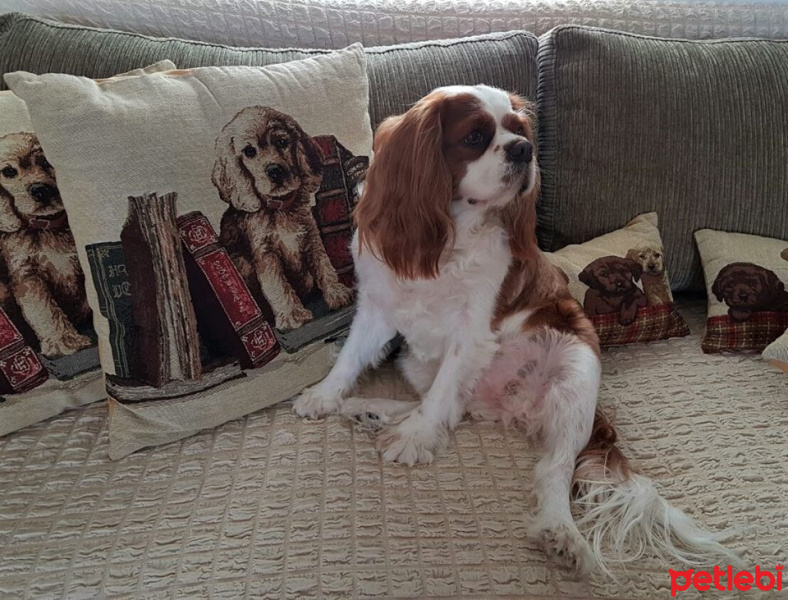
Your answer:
(695, 229), (788, 353)
(547, 213), (690, 346)
(6, 47), (373, 458)
(0, 60), (176, 437)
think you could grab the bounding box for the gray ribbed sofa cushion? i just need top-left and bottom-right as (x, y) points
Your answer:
(538, 26), (788, 291)
(0, 12), (537, 129)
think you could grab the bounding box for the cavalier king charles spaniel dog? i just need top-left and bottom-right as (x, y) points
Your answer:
(294, 85), (738, 574)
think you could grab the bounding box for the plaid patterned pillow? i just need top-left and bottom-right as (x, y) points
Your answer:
(696, 230), (788, 353)
(547, 213), (690, 347)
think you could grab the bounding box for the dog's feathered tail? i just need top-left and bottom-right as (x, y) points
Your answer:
(571, 409), (743, 578)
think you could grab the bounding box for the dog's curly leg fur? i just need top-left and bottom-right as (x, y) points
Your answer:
(254, 253), (312, 330)
(12, 274), (91, 356)
(305, 221), (353, 310)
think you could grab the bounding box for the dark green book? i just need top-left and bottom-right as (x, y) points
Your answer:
(85, 242), (136, 378)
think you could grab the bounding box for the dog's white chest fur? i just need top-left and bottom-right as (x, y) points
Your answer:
(354, 216), (511, 360)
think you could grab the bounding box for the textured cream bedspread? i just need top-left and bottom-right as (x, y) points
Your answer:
(0, 298), (786, 599)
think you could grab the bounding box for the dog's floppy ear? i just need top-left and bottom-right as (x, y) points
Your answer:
(355, 95), (454, 280)
(211, 129), (260, 213)
(711, 268), (729, 302)
(626, 258), (643, 282)
(0, 188), (22, 233)
(295, 128), (324, 191)
(760, 267), (785, 299)
(625, 249), (640, 263)
(579, 264), (598, 288)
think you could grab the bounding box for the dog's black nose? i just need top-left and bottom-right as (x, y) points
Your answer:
(505, 140), (533, 164)
(738, 292), (749, 301)
(29, 183), (58, 205)
(265, 164), (288, 185)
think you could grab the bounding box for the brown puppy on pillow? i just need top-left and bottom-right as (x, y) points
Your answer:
(580, 256), (647, 326)
(213, 106), (353, 331)
(711, 262), (788, 322)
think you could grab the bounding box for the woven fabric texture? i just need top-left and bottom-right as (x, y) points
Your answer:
(0, 298), (785, 599)
(3, 0), (788, 48)
(0, 13), (538, 129)
(537, 26), (788, 291)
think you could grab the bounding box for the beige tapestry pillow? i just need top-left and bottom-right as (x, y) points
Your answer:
(696, 230), (788, 353)
(7, 46), (372, 458)
(547, 213), (690, 346)
(0, 60), (176, 437)
(764, 330), (788, 373)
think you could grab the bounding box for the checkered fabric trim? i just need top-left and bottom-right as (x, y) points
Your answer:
(702, 311), (788, 353)
(591, 303), (690, 347)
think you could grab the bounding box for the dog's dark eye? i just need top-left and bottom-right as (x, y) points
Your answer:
(464, 131), (484, 146)
(514, 126), (525, 136)
(0, 166), (16, 179)
(274, 137), (289, 149)
(243, 145), (257, 158)
(654, 253), (661, 259)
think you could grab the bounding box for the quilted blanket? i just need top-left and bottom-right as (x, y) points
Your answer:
(4, 0), (788, 48)
(0, 298), (786, 598)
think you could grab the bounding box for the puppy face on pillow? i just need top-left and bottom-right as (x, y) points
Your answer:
(212, 106), (324, 213)
(0, 132), (64, 230)
(626, 246), (664, 276)
(711, 262), (788, 321)
(580, 256), (642, 294)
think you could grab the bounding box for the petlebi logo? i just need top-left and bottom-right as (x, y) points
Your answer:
(670, 564), (783, 596)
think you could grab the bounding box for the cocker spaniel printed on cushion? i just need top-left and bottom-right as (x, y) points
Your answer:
(625, 245), (672, 306)
(580, 255), (647, 326)
(212, 106), (353, 331)
(711, 262), (788, 322)
(0, 132), (93, 356)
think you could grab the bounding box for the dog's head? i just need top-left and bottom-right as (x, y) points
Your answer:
(712, 262), (785, 309)
(0, 132), (64, 232)
(579, 256), (643, 294)
(626, 246), (664, 276)
(212, 106), (324, 213)
(354, 85), (539, 279)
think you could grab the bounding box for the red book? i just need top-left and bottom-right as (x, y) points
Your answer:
(312, 136), (368, 288)
(177, 212), (280, 369)
(0, 308), (48, 394)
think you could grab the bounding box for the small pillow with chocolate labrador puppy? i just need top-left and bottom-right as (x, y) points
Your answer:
(696, 229), (788, 353)
(547, 213), (689, 346)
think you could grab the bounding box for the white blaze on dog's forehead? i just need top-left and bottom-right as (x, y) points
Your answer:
(435, 84), (517, 121)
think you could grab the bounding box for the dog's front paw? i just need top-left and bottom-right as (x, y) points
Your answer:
(323, 283), (354, 310)
(293, 385), (341, 420)
(375, 410), (444, 466)
(41, 331), (92, 357)
(276, 305), (313, 331)
(531, 520), (595, 574)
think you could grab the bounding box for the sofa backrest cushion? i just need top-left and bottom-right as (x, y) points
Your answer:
(0, 13), (538, 130)
(537, 26), (788, 291)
